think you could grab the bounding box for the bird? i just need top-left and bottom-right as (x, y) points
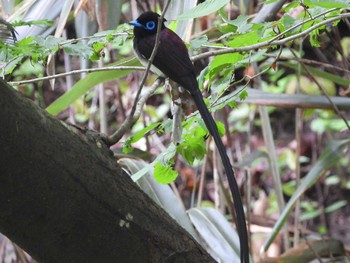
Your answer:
(130, 11), (249, 263)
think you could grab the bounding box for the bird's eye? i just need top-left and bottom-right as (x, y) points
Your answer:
(145, 21), (156, 30)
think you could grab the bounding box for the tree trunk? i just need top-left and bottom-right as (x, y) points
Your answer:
(0, 80), (213, 263)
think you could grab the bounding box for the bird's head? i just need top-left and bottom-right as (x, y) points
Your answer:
(129, 11), (166, 38)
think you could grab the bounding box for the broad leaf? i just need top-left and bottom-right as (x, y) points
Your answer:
(178, 0), (230, 20)
(123, 122), (162, 153)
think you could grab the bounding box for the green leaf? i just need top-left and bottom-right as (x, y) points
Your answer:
(228, 100), (237, 108)
(123, 122), (161, 153)
(239, 90), (248, 101)
(46, 58), (141, 115)
(178, 124), (207, 165)
(300, 200), (347, 221)
(63, 41), (94, 58)
(299, 209), (321, 221)
(309, 28), (321, 47)
(303, 0), (349, 8)
(190, 35), (208, 49)
(324, 200), (347, 213)
(42, 36), (63, 53)
(264, 0), (279, 4)
(210, 53), (243, 70)
(178, 0), (230, 20)
(311, 119), (327, 134)
(216, 121), (225, 137)
(283, 2), (300, 12)
(226, 31), (261, 48)
(167, 20), (179, 32)
(131, 143), (177, 182)
(280, 14), (297, 30)
(16, 36), (35, 47)
(228, 15), (252, 33)
(153, 162), (178, 184)
(209, 53), (243, 79)
(282, 180), (296, 196)
(325, 175), (340, 185)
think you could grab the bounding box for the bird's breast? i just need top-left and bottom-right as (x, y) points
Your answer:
(133, 38), (166, 78)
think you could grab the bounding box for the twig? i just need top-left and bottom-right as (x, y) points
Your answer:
(58, 32), (129, 46)
(267, 8), (339, 44)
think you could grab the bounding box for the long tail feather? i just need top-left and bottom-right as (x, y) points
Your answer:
(191, 88), (249, 263)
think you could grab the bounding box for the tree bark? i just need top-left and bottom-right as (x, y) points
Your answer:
(0, 80), (213, 263)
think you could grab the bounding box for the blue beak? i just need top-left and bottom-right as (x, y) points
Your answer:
(129, 20), (143, 28)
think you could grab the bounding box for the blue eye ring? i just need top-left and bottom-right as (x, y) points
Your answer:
(145, 21), (156, 30)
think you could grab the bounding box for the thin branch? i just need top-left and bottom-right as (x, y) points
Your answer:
(264, 54), (350, 75)
(9, 65), (145, 86)
(192, 12), (350, 62)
